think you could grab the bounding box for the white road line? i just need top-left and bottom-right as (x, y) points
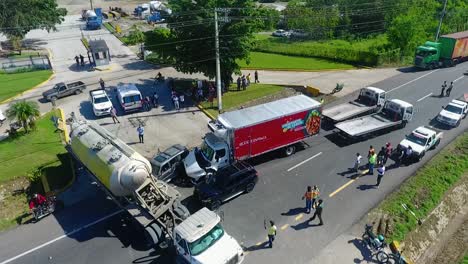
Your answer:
(453, 76), (464, 83)
(0, 209), (124, 264)
(287, 152), (322, 172)
(417, 93), (433, 102)
(387, 70), (438, 93)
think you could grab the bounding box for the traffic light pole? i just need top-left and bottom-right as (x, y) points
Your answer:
(435, 0), (448, 41)
(214, 9), (222, 112)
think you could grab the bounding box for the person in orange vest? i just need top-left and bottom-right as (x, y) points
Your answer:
(302, 186), (313, 213)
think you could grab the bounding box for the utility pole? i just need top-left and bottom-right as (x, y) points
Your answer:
(214, 9), (222, 112)
(90, 0), (94, 10)
(435, 0), (448, 42)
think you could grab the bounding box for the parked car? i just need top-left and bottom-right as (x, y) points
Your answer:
(272, 29), (290, 37)
(436, 97), (468, 127)
(397, 126), (442, 161)
(42, 81), (86, 101)
(90, 89), (113, 117)
(193, 161), (258, 210)
(150, 144), (189, 183)
(116, 83), (143, 112)
(290, 29), (309, 39)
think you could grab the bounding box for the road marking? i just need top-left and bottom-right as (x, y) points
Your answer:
(255, 241), (262, 246)
(417, 93), (433, 102)
(0, 210), (124, 264)
(453, 76), (464, 83)
(287, 152), (322, 172)
(295, 214), (303, 221)
(387, 70), (438, 93)
(328, 169), (369, 197)
(280, 224), (289, 230)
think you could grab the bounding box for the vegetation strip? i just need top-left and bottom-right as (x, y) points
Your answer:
(373, 132), (468, 242)
(0, 70), (53, 103)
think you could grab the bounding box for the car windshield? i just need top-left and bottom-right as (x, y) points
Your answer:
(94, 97), (109, 104)
(188, 224), (224, 256)
(200, 142), (215, 161)
(407, 133), (427, 146)
(445, 105), (463, 115)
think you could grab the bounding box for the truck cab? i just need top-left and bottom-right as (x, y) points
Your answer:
(184, 133), (230, 184)
(357, 87), (386, 107)
(381, 99), (414, 123)
(398, 126), (442, 161)
(173, 207), (244, 264)
(415, 41), (441, 69)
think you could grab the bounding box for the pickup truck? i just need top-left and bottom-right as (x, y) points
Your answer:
(322, 87), (386, 124)
(42, 81), (86, 101)
(436, 96), (468, 127)
(398, 126), (442, 161)
(150, 144), (188, 183)
(335, 99), (414, 139)
(89, 89), (113, 117)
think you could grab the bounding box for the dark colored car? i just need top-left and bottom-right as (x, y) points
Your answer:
(150, 144), (188, 183)
(194, 161), (258, 210)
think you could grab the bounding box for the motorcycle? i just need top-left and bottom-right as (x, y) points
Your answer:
(362, 224), (389, 262)
(31, 196), (64, 222)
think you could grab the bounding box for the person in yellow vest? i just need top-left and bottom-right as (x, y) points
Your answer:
(368, 152), (377, 175)
(302, 186), (313, 213)
(267, 220), (277, 248)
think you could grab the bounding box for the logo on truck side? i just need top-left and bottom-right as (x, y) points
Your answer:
(282, 119), (304, 132)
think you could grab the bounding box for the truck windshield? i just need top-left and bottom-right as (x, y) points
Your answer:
(94, 97), (109, 104)
(416, 50), (428, 57)
(188, 224), (224, 256)
(407, 133), (427, 146)
(445, 105), (463, 115)
(200, 142), (215, 162)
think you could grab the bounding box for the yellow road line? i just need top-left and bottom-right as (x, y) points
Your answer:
(255, 241), (262, 246)
(295, 214), (303, 221)
(280, 224), (289, 230)
(329, 179), (356, 197)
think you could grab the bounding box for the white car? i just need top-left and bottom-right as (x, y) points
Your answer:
(90, 89), (113, 117)
(0, 109), (5, 126)
(398, 126), (442, 161)
(436, 99), (468, 127)
(272, 29), (290, 37)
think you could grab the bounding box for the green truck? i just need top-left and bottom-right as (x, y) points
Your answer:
(415, 30), (468, 69)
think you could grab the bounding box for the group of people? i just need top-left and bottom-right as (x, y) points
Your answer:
(236, 71), (259, 91)
(74, 54), (86, 67)
(440, 80), (454, 97)
(171, 90), (185, 110)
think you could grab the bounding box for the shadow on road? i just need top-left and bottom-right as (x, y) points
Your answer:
(396, 66), (419, 73)
(290, 219), (314, 231)
(348, 238), (380, 263)
(243, 241), (270, 252)
(131, 249), (174, 264)
(281, 207), (305, 216)
(324, 132), (355, 147)
(357, 184), (376, 191)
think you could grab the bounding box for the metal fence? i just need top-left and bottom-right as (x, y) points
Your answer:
(0, 55), (52, 72)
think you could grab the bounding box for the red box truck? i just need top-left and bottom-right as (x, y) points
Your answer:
(184, 95), (322, 183)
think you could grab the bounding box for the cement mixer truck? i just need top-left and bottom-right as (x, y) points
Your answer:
(67, 119), (244, 264)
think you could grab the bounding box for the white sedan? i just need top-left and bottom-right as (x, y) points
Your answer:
(272, 29), (290, 37)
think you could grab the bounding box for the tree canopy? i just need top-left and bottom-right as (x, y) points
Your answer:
(145, 0), (264, 86)
(0, 0), (67, 38)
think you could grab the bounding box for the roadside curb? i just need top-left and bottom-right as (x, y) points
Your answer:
(240, 67), (360, 73)
(197, 103), (216, 120)
(0, 71), (54, 104)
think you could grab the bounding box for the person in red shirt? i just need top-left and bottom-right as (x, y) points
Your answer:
(29, 193), (46, 210)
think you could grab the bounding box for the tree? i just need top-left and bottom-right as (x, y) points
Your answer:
(126, 25), (146, 45)
(0, 0), (67, 39)
(145, 0), (259, 87)
(6, 101), (41, 133)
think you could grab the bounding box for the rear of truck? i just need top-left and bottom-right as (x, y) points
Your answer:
(439, 31), (468, 64)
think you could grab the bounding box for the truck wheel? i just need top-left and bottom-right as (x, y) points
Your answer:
(455, 120), (460, 127)
(284, 145), (296, 156)
(51, 96), (58, 102)
(173, 203), (190, 220)
(418, 151), (425, 161)
(400, 122), (407, 128)
(145, 223), (163, 247)
(245, 182), (255, 193)
(210, 200), (221, 211)
(74, 89), (82, 95)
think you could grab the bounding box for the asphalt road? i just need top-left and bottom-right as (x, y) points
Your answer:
(0, 65), (467, 264)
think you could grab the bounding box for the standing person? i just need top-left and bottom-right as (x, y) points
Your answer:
(267, 221), (277, 248)
(368, 152), (377, 175)
(153, 92), (159, 108)
(354, 153), (362, 172)
(311, 185), (320, 209)
(79, 54), (85, 66)
(179, 93), (185, 108)
(197, 87), (204, 101)
(173, 95), (180, 110)
(99, 78), (105, 89)
(309, 199), (324, 225)
(74, 55), (80, 66)
(246, 73), (251, 86)
(137, 125), (144, 144)
(440, 81), (447, 97)
(302, 186), (313, 214)
(377, 147), (386, 165)
(110, 107), (120, 124)
(404, 146), (413, 165)
(375, 163), (386, 188)
(241, 75), (247, 90)
(236, 76), (241, 91)
(384, 142), (392, 164)
(395, 148), (405, 167)
(254, 70), (259, 83)
(368, 145), (375, 158)
(446, 81), (453, 97)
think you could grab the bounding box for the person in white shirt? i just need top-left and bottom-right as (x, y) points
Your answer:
(354, 153), (362, 172)
(179, 94), (185, 108)
(375, 164), (386, 188)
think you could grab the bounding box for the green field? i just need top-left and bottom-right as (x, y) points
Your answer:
(200, 83), (284, 118)
(240, 51), (355, 71)
(0, 70), (52, 102)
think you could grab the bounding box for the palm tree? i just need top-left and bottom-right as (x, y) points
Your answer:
(6, 100), (40, 133)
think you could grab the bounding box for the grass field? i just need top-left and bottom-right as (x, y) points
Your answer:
(0, 70), (52, 102)
(376, 132), (468, 242)
(0, 110), (72, 230)
(239, 52), (355, 71)
(200, 83), (284, 118)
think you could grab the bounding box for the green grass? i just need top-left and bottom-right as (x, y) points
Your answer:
(239, 51), (355, 71)
(461, 255), (468, 264)
(0, 70), (52, 102)
(376, 132), (468, 242)
(200, 83), (284, 118)
(7, 51), (46, 59)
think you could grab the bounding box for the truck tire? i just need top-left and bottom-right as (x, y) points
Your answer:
(75, 89), (82, 95)
(210, 200), (221, 211)
(173, 203), (190, 220)
(245, 182), (255, 193)
(400, 122), (407, 128)
(284, 145), (296, 156)
(144, 223), (163, 247)
(418, 151), (425, 161)
(455, 120), (460, 127)
(50, 96), (58, 102)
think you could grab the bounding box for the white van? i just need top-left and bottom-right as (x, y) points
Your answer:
(116, 83), (143, 112)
